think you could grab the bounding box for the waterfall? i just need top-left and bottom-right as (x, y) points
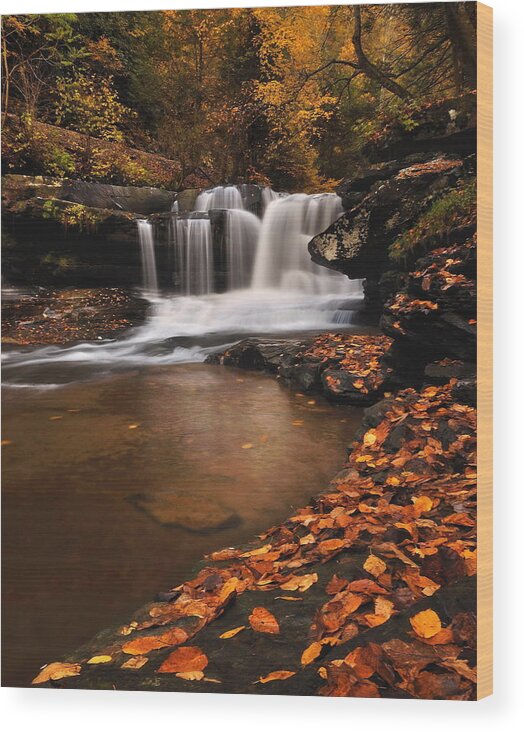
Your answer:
(225, 210), (261, 290)
(137, 220), (158, 296)
(251, 193), (348, 294)
(195, 185), (243, 211)
(172, 215), (213, 296)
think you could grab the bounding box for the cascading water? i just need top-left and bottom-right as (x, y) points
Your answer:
(194, 185), (243, 211)
(225, 210), (261, 290)
(3, 184), (364, 386)
(137, 220), (158, 296)
(251, 193), (349, 294)
(172, 215), (213, 296)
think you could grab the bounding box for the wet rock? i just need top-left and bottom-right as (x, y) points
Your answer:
(208, 334), (393, 406)
(309, 156), (464, 281)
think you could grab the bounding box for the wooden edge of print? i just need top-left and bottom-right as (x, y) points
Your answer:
(476, 1), (493, 701)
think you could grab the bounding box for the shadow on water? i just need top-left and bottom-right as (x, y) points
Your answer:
(2, 363), (364, 687)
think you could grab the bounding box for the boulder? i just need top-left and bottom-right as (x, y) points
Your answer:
(309, 156), (465, 281)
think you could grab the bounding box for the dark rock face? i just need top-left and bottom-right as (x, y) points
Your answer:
(309, 156), (465, 281)
(1, 175), (163, 288)
(2, 174), (176, 215)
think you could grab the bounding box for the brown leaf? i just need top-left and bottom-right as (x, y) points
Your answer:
(121, 656), (149, 670)
(249, 607), (280, 634)
(157, 646), (208, 674)
(32, 662), (81, 684)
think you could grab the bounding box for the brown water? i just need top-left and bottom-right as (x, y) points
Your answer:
(2, 364), (362, 687)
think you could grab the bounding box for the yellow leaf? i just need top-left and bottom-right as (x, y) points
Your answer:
(410, 609), (442, 639)
(363, 429), (377, 446)
(301, 641), (322, 665)
(128, 423), (139, 429)
(219, 626), (245, 639)
(242, 443), (254, 449)
(363, 554), (387, 578)
(87, 655), (112, 665)
(276, 595), (303, 601)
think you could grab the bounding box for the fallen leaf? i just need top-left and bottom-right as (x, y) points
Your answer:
(32, 662), (81, 684)
(256, 670), (296, 683)
(276, 596), (303, 601)
(249, 607), (280, 634)
(49, 415), (63, 421)
(219, 626), (245, 639)
(280, 573), (318, 592)
(301, 642), (323, 665)
(363, 554), (387, 578)
(128, 423), (139, 429)
(242, 443), (254, 449)
(87, 655), (112, 665)
(122, 627), (188, 655)
(410, 609), (442, 639)
(157, 646), (208, 674)
(121, 656), (148, 670)
(175, 670), (204, 681)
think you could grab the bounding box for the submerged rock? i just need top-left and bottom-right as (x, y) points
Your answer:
(130, 493), (241, 534)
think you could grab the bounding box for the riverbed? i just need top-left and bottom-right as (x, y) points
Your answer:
(2, 363), (363, 687)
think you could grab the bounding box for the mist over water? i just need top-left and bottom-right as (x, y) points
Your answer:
(3, 184), (363, 386)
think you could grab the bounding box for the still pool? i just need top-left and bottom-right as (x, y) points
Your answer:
(2, 363), (363, 687)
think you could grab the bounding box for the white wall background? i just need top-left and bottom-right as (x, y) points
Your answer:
(1, 1), (522, 729)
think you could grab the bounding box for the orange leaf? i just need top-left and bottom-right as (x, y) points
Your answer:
(157, 646), (208, 674)
(249, 607), (280, 634)
(257, 670), (296, 683)
(122, 627), (188, 655)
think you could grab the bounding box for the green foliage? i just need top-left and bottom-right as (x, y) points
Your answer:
(389, 180), (477, 262)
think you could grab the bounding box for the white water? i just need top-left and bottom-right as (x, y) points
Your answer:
(195, 185), (243, 211)
(137, 220), (158, 296)
(252, 193), (347, 294)
(226, 210), (261, 290)
(172, 216), (214, 296)
(3, 185), (363, 386)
